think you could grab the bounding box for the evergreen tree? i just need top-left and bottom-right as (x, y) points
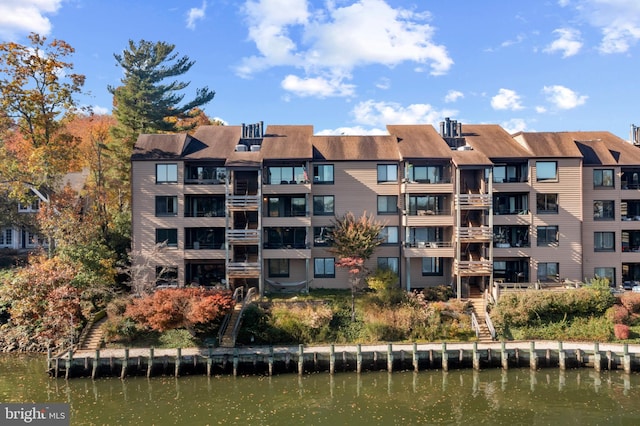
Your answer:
(109, 39), (215, 145)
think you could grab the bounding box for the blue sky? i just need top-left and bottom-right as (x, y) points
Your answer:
(1, 0), (640, 139)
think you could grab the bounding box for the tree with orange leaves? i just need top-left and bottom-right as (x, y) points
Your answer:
(329, 212), (385, 320)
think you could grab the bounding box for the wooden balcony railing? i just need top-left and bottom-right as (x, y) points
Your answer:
(226, 229), (260, 243)
(227, 262), (261, 277)
(455, 194), (491, 209)
(227, 195), (260, 209)
(457, 226), (493, 242)
(454, 260), (493, 276)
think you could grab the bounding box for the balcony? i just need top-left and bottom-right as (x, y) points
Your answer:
(457, 226), (492, 242)
(184, 165), (226, 185)
(454, 259), (493, 276)
(227, 195), (260, 210)
(455, 194), (491, 210)
(226, 229), (260, 244)
(227, 262), (261, 278)
(403, 241), (454, 258)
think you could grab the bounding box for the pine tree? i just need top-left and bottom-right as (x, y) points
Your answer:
(109, 39), (215, 145)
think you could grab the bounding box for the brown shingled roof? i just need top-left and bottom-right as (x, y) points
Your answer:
(312, 135), (401, 161)
(386, 124), (453, 159)
(462, 124), (532, 159)
(260, 125), (313, 160)
(578, 131), (640, 165)
(514, 132), (585, 158)
(132, 133), (191, 160)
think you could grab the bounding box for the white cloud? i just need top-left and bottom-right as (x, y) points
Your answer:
(544, 28), (583, 57)
(0, 0), (61, 40)
(572, 0), (640, 54)
(444, 90), (464, 103)
(237, 0), (453, 96)
(542, 85), (588, 109)
(315, 126), (388, 136)
(375, 77), (391, 90)
(501, 118), (529, 134)
(535, 105), (547, 113)
(186, 1), (207, 30)
(281, 74), (355, 98)
(351, 99), (457, 127)
(491, 89), (524, 111)
(90, 105), (110, 115)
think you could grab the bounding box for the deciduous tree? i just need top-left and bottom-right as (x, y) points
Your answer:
(0, 33), (85, 197)
(329, 212), (385, 320)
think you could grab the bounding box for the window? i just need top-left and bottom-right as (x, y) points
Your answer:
(155, 196), (178, 216)
(594, 267), (615, 287)
(593, 200), (614, 220)
(268, 259), (290, 277)
(409, 195), (445, 215)
(536, 161), (557, 182)
(156, 266), (178, 286)
(409, 165), (445, 183)
(594, 232), (615, 252)
(266, 196), (306, 217)
(0, 228), (12, 246)
(156, 164), (178, 183)
(156, 228), (178, 247)
(537, 226), (558, 246)
(422, 257), (443, 276)
(313, 226), (333, 246)
(492, 163), (528, 183)
(313, 195), (334, 215)
(594, 169), (614, 188)
(267, 165), (306, 184)
(378, 257), (399, 273)
(314, 258), (335, 278)
(377, 195), (398, 214)
(494, 193), (529, 215)
(380, 226), (399, 244)
(536, 193), (558, 214)
(377, 164), (398, 183)
(18, 199), (40, 212)
(264, 227), (306, 249)
(313, 164), (334, 184)
(537, 262), (559, 282)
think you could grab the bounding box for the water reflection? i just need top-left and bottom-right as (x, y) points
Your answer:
(2, 355), (640, 424)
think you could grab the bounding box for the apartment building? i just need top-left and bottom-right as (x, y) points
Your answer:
(130, 120), (640, 297)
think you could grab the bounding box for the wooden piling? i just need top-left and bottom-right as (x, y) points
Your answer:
(593, 343), (601, 372)
(624, 343), (631, 374)
(268, 346), (274, 376)
(559, 342), (566, 370)
(147, 348), (154, 378)
(298, 345), (304, 375)
(175, 348), (182, 378)
(387, 344), (393, 373)
(441, 343), (448, 372)
(329, 345), (335, 375)
(356, 344), (362, 374)
(529, 342), (537, 370)
(206, 346), (213, 377)
(92, 349), (100, 379)
(65, 349), (73, 380)
(472, 342), (480, 371)
(412, 343), (419, 372)
(501, 342), (508, 370)
(120, 348), (129, 380)
(233, 348), (239, 377)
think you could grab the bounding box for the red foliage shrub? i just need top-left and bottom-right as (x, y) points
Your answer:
(126, 288), (234, 332)
(606, 304), (630, 324)
(620, 293), (640, 314)
(614, 323), (630, 340)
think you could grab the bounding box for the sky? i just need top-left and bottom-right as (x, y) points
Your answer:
(1, 0), (640, 139)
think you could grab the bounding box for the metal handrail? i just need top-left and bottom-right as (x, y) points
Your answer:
(485, 310), (496, 340)
(470, 311), (480, 339)
(217, 287), (244, 344)
(230, 287), (257, 347)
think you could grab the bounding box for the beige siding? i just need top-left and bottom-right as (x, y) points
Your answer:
(530, 158), (583, 281)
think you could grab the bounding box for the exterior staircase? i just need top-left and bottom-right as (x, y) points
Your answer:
(219, 302), (244, 348)
(467, 287), (493, 342)
(77, 316), (107, 351)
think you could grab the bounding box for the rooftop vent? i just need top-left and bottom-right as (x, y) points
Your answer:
(440, 117), (466, 149)
(235, 144), (247, 152)
(250, 145), (261, 152)
(632, 124), (640, 146)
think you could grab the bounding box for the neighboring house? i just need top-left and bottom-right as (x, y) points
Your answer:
(0, 169), (89, 251)
(130, 120), (640, 297)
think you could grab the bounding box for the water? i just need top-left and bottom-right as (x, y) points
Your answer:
(2, 354), (640, 425)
